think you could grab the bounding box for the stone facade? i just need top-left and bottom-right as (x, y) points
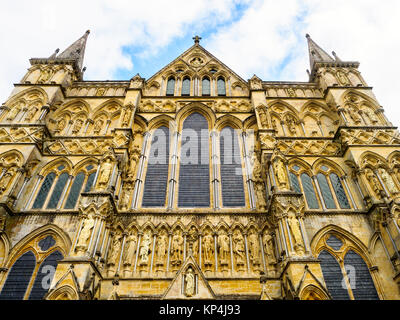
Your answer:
(0, 31), (399, 300)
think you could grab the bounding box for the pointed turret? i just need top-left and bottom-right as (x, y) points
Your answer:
(306, 34), (335, 71)
(58, 30), (90, 70)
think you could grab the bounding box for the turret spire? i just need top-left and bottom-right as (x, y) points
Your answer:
(58, 30), (91, 70)
(306, 34), (335, 70)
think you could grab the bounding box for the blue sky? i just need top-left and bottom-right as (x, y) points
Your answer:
(1, 0), (400, 125)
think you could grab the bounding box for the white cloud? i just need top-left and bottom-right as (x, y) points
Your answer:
(1, 1), (399, 127)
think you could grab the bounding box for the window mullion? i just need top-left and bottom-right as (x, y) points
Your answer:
(339, 260), (356, 300)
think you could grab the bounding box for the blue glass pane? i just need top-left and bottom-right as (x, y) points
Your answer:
(57, 165), (65, 171)
(32, 173), (56, 209)
(330, 173), (351, 209)
(301, 174), (320, 209)
(86, 165), (94, 171)
(84, 172), (96, 193)
(38, 236), (56, 251)
(46, 173), (69, 209)
(344, 250), (379, 300)
(220, 127), (245, 207)
(217, 78), (226, 96)
(166, 78), (175, 96)
(182, 78), (190, 96)
(317, 173), (336, 209)
(142, 126), (170, 207)
(178, 113), (210, 207)
(319, 250), (350, 300)
(0, 251), (36, 300)
(64, 172), (85, 209)
(28, 251), (63, 300)
(289, 172), (301, 193)
(202, 78), (210, 96)
(326, 235), (343, 251)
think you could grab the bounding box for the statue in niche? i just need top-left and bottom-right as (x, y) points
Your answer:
(378, 168), (398, 194)
(128, 145), (141, 179)
(76, 213), (95, 252)
(6, 105), (22, 121)
(139, 231), (152, 265)
(233, 230), (245, 267)
(273, 158), (289, 190)
(96, 88), (106, 97)
(285, 115), (297, 136)
(347, 106), (362, 125)
(255, 181), (267, 211)
(37, 67), (53, 83)
(122, 108), (132, 127)
(248, 231), (261, 267)
(0, 168), (16, 194)
(170, 230), (184, 267)
(218, 231), (230, 267)
(56, 118), (66, 133)
(123, 232), (137, 266)
(271, 118), (278, 132)
(72, 119), (84, 135)
(155, 231), (167, 267)
(187, 226), (199, 260)
(365, 168), (384, 198)
(24, 106), (39, 122)
(251, 152), (262, 181)
(287, 212), (305, 255)
(263, 232), (277, 265)
(108, 233), (122, 266)
(363, 107), (379, 125)
(93, 119), (104, 135)
(257, 107), (268, 128)
(97, 158), (113, 189)
(184, 267), (196, 297)
(287, 88), (296, 97)
(203, 231), (214, 267)
(119, 182), (133, 210)
(337, 70), (350, 86)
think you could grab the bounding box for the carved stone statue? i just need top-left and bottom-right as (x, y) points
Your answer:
(263, 232), (277, 265)
(72, 119), (84, 134)
(171, 231), (184, 266)
(76, 213), (95, 252)
(255, 181), (267, 211)
(93, 119), (104, 134)
(273, 158), (289, 190)
(24, 106), (39, 122)
(56, 118), (66, 133)
(233, 230), (245, 268)
(363, 107), (379, 125)
(6, 105), (21, 121)
(122, 108), (132, 127)
(128, 145), (141, 179)
(0, 168), (16, 194)
(123, 233), (137, 266)
(108, 234), (122, 266)
(288, 213), (305, 255)
(184, 267), (195, 297)
(155, 231), (167, 267)
(139, 231), (152, 265)
(337, 70), (350, 86)
(119, 182), (133, 210)
(365, 168), (384, 198)
(97, 158), (113, 189)
(203, 232), (214, 267)
(218, 232), (230, 266)
(378, 168), (398, 194)
(187, 226), (199, 260)
(285, 116), (297, 136)
(38, 67), (53, 83)
(347, 106), (362, 124)
(257, 107), (268, 128)
(248, 232), (261, 267)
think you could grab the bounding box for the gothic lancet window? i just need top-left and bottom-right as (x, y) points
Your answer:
(84, 172), (96, 192)
(181, 77), (191, 96)
(32, 173), (56, 209)
(317, 173), (336, 209)
(289, 172), (302, 193)
(64, 172), (85, 209)
(202, 77), (211, 96)
(0, 251), (36, 300)
(301, 173), (320, 210)
(217, 77), (226, 96)
(46, 172), (69, 209)
(142, 126), (170, 207)
(166, 77), (175, 96)
(178, 113), (210, 207)
(329, 173), (351, 209)
(220, 126), (245, 207)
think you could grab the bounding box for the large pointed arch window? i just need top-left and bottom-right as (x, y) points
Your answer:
(219, 126), (245, 207)
(142, 126), (170, 207)
(289, 166), (320, 210)
(178, 113), (210, 207)
(64, 165), (97, 209)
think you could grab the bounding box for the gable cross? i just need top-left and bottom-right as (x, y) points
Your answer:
(193, 35), (202, 44)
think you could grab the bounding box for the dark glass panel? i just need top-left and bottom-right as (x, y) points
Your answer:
(64, 172), (85, 209)
(32, 173), (56, 209)
(46, 173), (69, 209)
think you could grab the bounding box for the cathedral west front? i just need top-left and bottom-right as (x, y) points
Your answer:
(0, 31), (399, 300)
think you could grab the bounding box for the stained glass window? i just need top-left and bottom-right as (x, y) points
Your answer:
(217, 77), (226, 96)
(220, 127), (245, 207)
(166, 77), (175, 96)
(317, 173), (336, 209)
(46, 172), (69, 209)
(64, 172), (85, 209)
(202, 77), (211, 96)
(32, 173), (56, 209)
(142, 126), (170, 207)
(326, 235), (343, 251)
(84, 172), (96, 193)
(181, 77), (190, 96)
(289, 172), (301, 194)
(330, 173), (351, 209)
(38, 236), (56, 251)
(301, 173), (320, 209)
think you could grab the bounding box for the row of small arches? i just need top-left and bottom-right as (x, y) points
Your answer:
(166, 76), (227, 97)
